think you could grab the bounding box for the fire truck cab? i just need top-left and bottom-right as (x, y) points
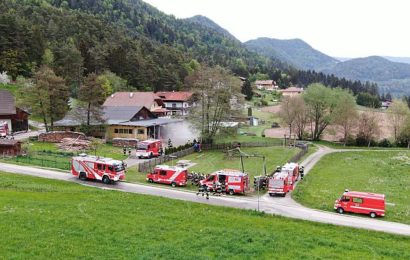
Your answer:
(136, 139), (162, 159)
(146, 165), (187, 187)
(200, 169), (249, 195)
(71, 154), (126, 184)
(0, 121), (9, 138)
(334, 190), (385, 218)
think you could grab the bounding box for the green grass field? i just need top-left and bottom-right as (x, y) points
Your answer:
(293, 151), (410, 224)
(1, 173), (409, 259)
(126, 146), (299, 191)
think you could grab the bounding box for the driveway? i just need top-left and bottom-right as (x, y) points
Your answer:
(1, 146), (409, 236)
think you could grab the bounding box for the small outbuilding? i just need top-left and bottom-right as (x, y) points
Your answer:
(0, 139), (22, 156)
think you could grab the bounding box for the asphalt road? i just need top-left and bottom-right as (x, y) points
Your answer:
(1, 146), (410, 236)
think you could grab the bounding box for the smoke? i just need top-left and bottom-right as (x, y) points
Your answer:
(160, 121), (199, 146)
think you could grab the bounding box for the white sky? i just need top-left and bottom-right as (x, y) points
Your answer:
(143, 0), (410, 58)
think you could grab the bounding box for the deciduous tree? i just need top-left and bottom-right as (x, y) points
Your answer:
(333, 89), (358, 145)
(388, 100), (410, 141)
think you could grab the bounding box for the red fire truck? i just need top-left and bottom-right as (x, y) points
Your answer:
(200, 169), (249, 195)
(71, 154), (126, 184)
(268, 162), (299, 196)
(146, 165), (187, 187)
(334, 190), (385, 218)
(0, 121), (9, 138)
(136, 139), (162, 159)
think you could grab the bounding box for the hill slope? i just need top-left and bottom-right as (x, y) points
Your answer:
(245, 37), (339, 71)
(322, 56), (410, 96)
(184, 15), (238, 42)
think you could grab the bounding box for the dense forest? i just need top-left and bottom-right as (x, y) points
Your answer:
(0, 0), (379, 96)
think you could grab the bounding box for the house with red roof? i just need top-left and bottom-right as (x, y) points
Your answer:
(255, 80), (278, 91)
(156, 91), (193, 116)
(103, 92), (167, 116)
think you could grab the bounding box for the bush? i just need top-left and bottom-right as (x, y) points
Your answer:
(261, 99), (268, 106)
(378, 138), (392, 147)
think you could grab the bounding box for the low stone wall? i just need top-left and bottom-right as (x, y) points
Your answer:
(112, 138), (139, 147)
(38, 131), (87, 143)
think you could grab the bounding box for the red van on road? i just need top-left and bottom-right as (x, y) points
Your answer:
(334, 190), (385, 218)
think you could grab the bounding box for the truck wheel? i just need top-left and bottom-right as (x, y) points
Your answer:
(369, 212), (377, 218)
(171, 182), (176, 187)
(79, 172), (87, 181)
(229, 190), (234, 195)
(337, 207), (344, 214)
(102, 176), (110, 185)
(148, 178), (153, 183)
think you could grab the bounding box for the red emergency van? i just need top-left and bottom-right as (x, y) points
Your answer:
(200, 169), (249, 195)
(71, 154), (126, 184)
(282, 162), (299, 182)
(146, 165), (187, 187)
(136, 139), (162, 159)
(334, 190), (385, 218)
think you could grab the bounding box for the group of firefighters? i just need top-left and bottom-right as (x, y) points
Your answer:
(196, 180), (226, 199)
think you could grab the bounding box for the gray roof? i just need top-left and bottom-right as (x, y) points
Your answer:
(115, 118), (183, 127)
(0, 90), (16, 115)
(103, 106), (143, 121)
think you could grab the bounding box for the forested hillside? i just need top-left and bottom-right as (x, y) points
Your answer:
(245, 38), (339, 71)
(0, 0), (378, 96)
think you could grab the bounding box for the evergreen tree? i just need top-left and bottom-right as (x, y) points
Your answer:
(241, 79), (253, 100)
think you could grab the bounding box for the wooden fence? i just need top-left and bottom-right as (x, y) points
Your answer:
(138, 147), (195, 173)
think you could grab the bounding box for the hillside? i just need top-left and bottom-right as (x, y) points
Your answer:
(185, 15), (238, 42)
(245, 37), (339, 71)
(0, 0), (286, 91)
(322, 56), (410, 96)
(322, 56), (410, 81)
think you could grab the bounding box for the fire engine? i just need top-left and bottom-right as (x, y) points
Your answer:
(71, 154), (126, 184)
(334, 190), (385, 218)
(200, 169), (249, 195)
(146, 165), (187, 187)
(0, 121), (9, 138)
(268, 162), (299, 196)
(136, 139), (162, 159)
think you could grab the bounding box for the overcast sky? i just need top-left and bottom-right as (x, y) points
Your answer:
(143, 0), (410, 58)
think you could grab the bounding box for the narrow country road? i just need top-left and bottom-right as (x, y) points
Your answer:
(1, 146), (410, 236)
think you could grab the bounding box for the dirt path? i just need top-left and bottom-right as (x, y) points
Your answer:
(1, 147), (409, 236)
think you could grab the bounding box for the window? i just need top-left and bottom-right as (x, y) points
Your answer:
(119, 129), (124, 134)
(137, 129), (144, 134)
(128, 129), (133, 134)
(108, 165), (114, 172)
(97, 164), (104, 171)
(352, 197), (363, 204)
(342, 196), (350, 202)
(114, 129), (119, 133)
(160, 170), (167, 176)
(172, 103), (176, 108)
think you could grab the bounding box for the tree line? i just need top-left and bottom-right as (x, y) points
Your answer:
(279, 83), (410, 148)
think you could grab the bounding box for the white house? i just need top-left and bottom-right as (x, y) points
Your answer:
(156, 91), (193, 116)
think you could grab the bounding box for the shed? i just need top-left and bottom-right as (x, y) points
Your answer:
(0, 139), (22, 156)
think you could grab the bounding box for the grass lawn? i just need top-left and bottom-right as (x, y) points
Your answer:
(1, 173), (409, 259)
(293, 151), (410, 224)
(126, 146), (299, 192)
(1, 141), (128, 171)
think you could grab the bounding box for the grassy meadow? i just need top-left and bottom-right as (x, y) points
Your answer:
(1, 173), (409, 259)
(293, 151), (410, 224)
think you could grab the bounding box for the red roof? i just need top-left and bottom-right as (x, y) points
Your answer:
(344, 191), (385, 200)
(255, 80), (274, 85)
(156, 91), (193, 101)
(103, 92), (163, 108)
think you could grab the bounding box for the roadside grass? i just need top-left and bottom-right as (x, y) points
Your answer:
(126, 146), (299, 192)
(1, 141), (127, 171)
(1, 173), (409, 259)
(312, 140), (408, 150)
(293, 151), (410, 224)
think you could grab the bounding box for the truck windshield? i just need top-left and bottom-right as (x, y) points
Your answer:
(113, 163), (125, 172)
(271, 179), (283, 188)
(137, 144), (148, 150)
